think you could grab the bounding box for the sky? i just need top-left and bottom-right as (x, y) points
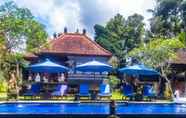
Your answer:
(1, 0), (156, 38)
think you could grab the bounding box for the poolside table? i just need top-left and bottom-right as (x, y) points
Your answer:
(74, 94), (80, 101)
(135, 93), (143, 101)
(40, 91), (51, 100)
(89, 89), (99, 100)
(90, 91), (97, 100)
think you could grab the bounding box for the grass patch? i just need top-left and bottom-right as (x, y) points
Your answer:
(18, 92), (124, 101)
(111, 90), (123, 100)
(0, 92), (7, 100)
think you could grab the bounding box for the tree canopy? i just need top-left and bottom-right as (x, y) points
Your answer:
(128, 37), (185, 98)
(94, 13), (145, 67)
(0, 1), (48, 81)
(129, 38), (185, 69)
(0, 1), (48, 52)
(149, 0), (186, 38)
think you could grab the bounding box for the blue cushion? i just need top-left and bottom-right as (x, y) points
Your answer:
(143, 85), (155, 97)
(24, 83), (41, 96)
(52, 85), (67, 96)
(99, 84), (106, 94)
(79, 84), (89, 95)
(123, 84), (134, 97)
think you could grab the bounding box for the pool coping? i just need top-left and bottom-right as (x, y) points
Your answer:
(0, 100), (175, 104)
(0, 113), (186, 118)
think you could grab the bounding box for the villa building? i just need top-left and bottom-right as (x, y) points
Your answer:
(170, 48), (186, 96)
(24, 29), (112, 93)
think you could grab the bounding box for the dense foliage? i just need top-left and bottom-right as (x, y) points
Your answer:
(0, 1), (48, 96)
(0, 1), (47, 75)
(94, 0), (186, 69)
(129, 38), (184, 69)
(128, 37), (185, 98)
(0, 1), (48, 52)
(94, 13), (145, 67)
(149, 0), (186, 38)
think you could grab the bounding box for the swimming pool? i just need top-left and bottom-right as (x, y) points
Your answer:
(117, 103), (186, 114)
(0, 102), (109, 114)
(0, 102), (186, 118)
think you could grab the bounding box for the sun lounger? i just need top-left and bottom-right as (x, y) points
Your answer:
(51, 84), (67, 99)
(143, 84), (155, 101)
(122, 84), (135, 100)
(23, 83), (41, 99)
(78, 84), (90, 99)
(98, 84), (111, 100)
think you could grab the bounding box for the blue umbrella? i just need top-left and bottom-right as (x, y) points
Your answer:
(28, 59), (69, 73)
(75, 60), (112, 72)
(118, 64), (159, 76)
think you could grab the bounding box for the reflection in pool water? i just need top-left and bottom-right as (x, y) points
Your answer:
(117, 103), (186, 114)
(0, 103), (186, 115)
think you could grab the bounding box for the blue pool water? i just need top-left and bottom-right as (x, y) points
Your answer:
(0, 103), (109, 114)
(0, 103), (186, 115)
(117, 103), (186, 114)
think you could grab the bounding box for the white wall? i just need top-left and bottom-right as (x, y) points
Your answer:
(67, 55), (109, 65)
(67, 55), (110, 74)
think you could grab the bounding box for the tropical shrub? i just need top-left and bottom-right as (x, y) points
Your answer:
(109, 75), (120, 91)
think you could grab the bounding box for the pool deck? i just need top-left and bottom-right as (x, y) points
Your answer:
(0, 100), (174, 104)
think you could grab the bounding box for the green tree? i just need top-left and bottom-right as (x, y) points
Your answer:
(0, 1), (48, 52)
(108, 56), (119, 69)
(129, 38), (185, 98)
(0, 1), (47, 77)
(178, 32), (186, 46)
(149, 0), (186, 38)
(0, 0), (48, 79)
(125, 14), (145, 48)
(0, 1), (48, 97)
(109, 75), (120, 91)
(94, 13), (145, 66)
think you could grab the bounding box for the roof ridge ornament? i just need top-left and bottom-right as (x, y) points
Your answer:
(64, 27), (67, 33)
(76, 29), (79, 33)
(82, 29), (86, 35)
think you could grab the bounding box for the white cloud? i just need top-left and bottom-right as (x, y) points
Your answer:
(78, 0), (155, 35)
(82, 0), (155, 26)
(12, 0), (84, 34)
(48, 1), (83, 33)
(3, 0), (155, 37)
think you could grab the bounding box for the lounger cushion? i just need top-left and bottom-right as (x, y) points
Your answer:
(98, 84), (111, 96)
(123, 84), (134, 97)
(79, 84), (90, 97)
(52, 84), (67, 96)
(24, 83), (41, 96)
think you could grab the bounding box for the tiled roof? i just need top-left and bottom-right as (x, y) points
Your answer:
(171, 48), (186, 64)
(40, 33), (112, 57)
(24, 52), (38, 60)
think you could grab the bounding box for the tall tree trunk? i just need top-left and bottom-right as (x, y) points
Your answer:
(16, 62), (20, 98)
(160, 67), (174, 99)
(16, 62), (19, 78)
